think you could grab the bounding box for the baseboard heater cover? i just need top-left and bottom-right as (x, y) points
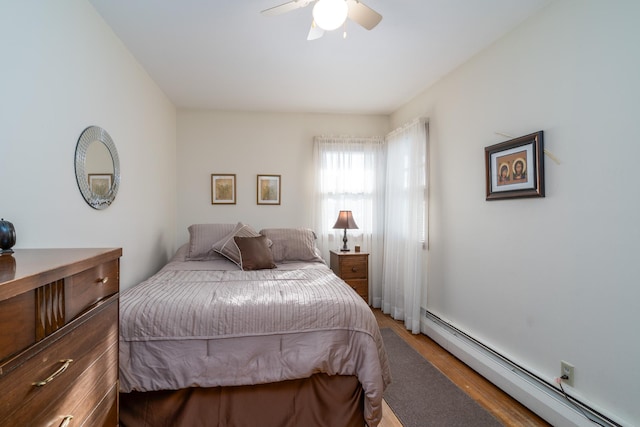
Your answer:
(421, 310), (623, 427)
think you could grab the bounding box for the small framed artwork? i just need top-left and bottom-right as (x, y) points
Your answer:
(485, 131), (544, 200)
(257, 174), (281, 205)
(211, 174), (236, 204)
(88, 173), (113, 196)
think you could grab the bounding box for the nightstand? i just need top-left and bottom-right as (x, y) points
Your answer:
(330, 250), (369, 304)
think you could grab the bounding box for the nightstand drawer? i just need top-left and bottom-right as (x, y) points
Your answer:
(345, 279), (367, 298)
(339, 257), (368, 279)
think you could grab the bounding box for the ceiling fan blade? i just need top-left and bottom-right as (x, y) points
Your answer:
(346, 0), (382, 30)
(261, 0), (314, 16)
(307, 21), (324, 40)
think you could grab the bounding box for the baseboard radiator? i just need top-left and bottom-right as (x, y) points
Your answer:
(421, 310), (623, 427)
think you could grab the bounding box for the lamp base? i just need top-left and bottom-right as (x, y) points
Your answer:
(340, 229), (350, 252)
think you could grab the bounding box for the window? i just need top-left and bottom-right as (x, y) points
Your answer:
(313, 136), (386, 303)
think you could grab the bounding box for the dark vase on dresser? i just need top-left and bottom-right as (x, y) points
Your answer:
(0, 218), (16, 254)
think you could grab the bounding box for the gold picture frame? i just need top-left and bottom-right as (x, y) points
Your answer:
(211, 174), (236, 204)
(257, 174), (281, 205)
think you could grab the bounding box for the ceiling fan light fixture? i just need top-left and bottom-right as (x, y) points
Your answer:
(312, 0), (348, 31)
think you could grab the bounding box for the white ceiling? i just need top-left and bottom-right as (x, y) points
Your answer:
(88, 0), (552, 115)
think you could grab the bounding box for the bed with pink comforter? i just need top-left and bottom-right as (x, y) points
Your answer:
(119, 224), (391, 427)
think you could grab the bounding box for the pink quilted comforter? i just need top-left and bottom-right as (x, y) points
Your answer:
(119, 258), (391, 426)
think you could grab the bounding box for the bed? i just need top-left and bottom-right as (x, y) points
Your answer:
(118, 223), (391, 427)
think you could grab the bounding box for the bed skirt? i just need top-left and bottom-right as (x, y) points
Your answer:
(119, 374), (365, 427)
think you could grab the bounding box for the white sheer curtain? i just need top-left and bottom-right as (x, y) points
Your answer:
(313, 136), (386, 307)
(382, 119), (428, 333)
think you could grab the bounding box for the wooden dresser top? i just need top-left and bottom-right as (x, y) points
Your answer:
(0, 248), (122, 301)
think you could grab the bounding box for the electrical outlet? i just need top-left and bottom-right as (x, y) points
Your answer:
(561, 360), (575, 386)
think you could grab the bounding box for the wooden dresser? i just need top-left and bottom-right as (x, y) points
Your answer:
(0, 248), (122, 426)
(330, 250), (369, 304)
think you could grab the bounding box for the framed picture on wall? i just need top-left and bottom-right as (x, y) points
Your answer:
(484, 131), (544, 200)
(257, 174), (281, 205)
(88, 173), (113, 196)
(211, 174), (236, 204)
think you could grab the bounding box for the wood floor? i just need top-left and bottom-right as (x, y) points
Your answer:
(374, 309), (551, 427)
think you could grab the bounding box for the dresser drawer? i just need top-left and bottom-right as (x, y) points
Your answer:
(0, 290), (36, 362)
(30, 348), (118, 427)
(82, 383), (118, 427)
(0, 297), (118, 423)
(81, 382), (118, 427)
(65, 259), (119, 322)
(339, 257), (368, 280)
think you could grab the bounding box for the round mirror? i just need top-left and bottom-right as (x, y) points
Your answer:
(75, 126), (120, 209)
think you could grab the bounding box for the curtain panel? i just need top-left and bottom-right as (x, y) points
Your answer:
(312, 136), (386, 307)
(382, 119), (428, 334)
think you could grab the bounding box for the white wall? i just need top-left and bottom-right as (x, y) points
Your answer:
(0, 1), (177, 291)
(175, 110), (389, 245)
(391, 0), (640, 424)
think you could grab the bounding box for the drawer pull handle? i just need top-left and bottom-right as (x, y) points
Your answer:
(33, 359), (73, 387)
(97, 277), (109, 284)
(59, 416), (73, 427)
(351, 267), (358, 272)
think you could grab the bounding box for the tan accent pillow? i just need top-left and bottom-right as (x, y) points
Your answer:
(212, 222), (261, 267)
(259, 228), (323, 263)
(186, 223), (236, 261)
(234, 236), (277, 270)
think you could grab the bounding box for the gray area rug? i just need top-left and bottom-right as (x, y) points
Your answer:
(381, 328), (503, 427)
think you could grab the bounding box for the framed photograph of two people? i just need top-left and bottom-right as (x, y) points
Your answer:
(485, 131), (544, 200)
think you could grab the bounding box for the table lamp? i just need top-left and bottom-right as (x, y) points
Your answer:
(333, 210), (358, 252)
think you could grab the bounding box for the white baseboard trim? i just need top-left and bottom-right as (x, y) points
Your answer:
(420, 311), (622, 427)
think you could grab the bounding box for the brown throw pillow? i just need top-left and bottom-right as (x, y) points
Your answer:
(234, 235), (277, 270)
(212, 222), (261, 267)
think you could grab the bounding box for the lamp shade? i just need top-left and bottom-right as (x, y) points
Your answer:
(312, 0), (348, 31)
(333, 210), (358, 230)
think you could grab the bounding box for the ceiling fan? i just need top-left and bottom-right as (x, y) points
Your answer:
(261, 0), (383, 40)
